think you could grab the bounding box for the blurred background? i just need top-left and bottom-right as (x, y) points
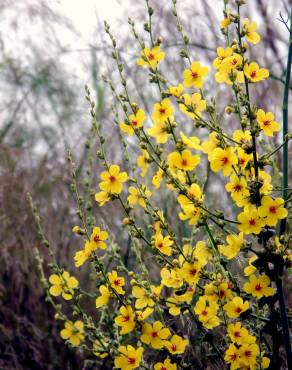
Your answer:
(0, 0), (291, 368)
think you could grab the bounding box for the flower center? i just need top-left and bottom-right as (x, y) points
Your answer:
(181, 159), (188, 166)
(249, 218), (256, 226)
(152, 331), (158, 338)
(250, 70), (257, 78)
(191, 71), (198, 78)
(245, 350), (252, 358)
(128, 357), (136, 364)
(190, 268), (197, 276)
(148, 53), (154, 60)
(94, 235), (100, 243)
(221, 157), (229, 165)
(269, 206), (276, 213)
(109, 175), (116, 182)
(234, 331), (241, 337)
(234, 184), (242, 192)
(159, 108), (166, 115)
(201, 309), (208, 316)
(131, 119), (138, 126)
(114, 279), (121, 286)
(171, 344), (177, 352)
(263, 120), (270, 126)
(235, 307), (242, 313)
(255, 283), (262, 291)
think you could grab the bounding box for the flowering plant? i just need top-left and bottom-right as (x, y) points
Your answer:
(31, 0), (292, 369)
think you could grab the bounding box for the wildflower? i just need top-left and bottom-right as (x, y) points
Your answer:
(114, 345), (144, 370)
(160, 267), (183, 289)
(95, 190), (111, 206)
(244, 274), (275, 299)
(137, 149), (150, 177)
(115, 305), (136, 334)
(213, 47), (233, 69)
(132, 285), (155, 309)
(221, 53), (243, 71)
(256, 109), (281, 136)
(224, 343), (241, 369)
(99, 165), (128, 195)
(239, 343), (260, 368)
(180, 261), (202, 286)
(227, 322), (256, 345)
(225, 175), (249, 207)
(108, 270), (125, 295)
(152, 98), (174, 124)
(137, 46), (165, 69)
(168, 84), (183, 97)
(194, 296), (220, 329)
(154, 358), (177, 370)
(178, 204), (201, 225)
(237, 207), (263, 234)
(243, 18), (261, 44)
(141, 321), (171, 349)
(167, 288), (195, 316)
(232, 130), (252, 144)
(258, 196), (287, 226)
(95, 285), (110, 308)
(127, 186), (152, 208)
(179, 93), (206, 119)
(179, 131), (202, 150)
(183, 61), (208, 88)
(49, 271), (78, 300)
(74, 241), (95, 267)
(165, 334), (189, 355)
(154, 232), (173, 256)
(224, 296), (249, 318)
(237, 147), (253, 169)
(220, 17), (231, 29)
(244, 62), (269, 82)
(90, 227), (108, 250)
(244, 255), (258, 276)
(136, 307), (154, 321)
(60, 320), (85, 346)
(168, 149), (200, 171)
(209, 146), (237, 176)
(219, 232), (244, 260)
(152, 168), (164, 189)
(120, 109), (146, 136)
(201, 132), (219, 156)
(148, 121), (169, 144)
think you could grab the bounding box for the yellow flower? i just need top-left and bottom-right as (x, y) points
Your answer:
(224, 343), (241, 369)
(256, 109), (281, 136)
(244, 255), (258, 276)
(165, 335), (189, 355)
(168, 84), (184, 97)
(213, 47), (233, 69)
(154, 357), (177, 370)
(95, 190), (111, 206)
(152, 98), (173, 124)
(220, 53), (243, 71)
(60, 320), (84, 346)
(49, 271), (78, 300)
(137, 149), (150, 177)
(136, 307), (154, 321)
(168, 149), (200, 171)
(127, 186), (151, 208)
(160, 267), (183, 289)
(244, 274), (275, 299)
(108, 270), (125, 295)
(152, 168), (164, 189)
(227, 322), (256, 345)
(258, 196), (287, 226)
(179, 131), (202, 150)
(115, 305), (136, 334)
(215, 54), (244, 85)
(219, 232), (244, 260)
(178, 204), (201, 225)
(148, 121), (169, 144)
(243, 18), (261, 44)
(239, 343), (260, 368)
(154, 232), (173, 256)
(232, 129), (252, 144)
(209, 146), (237, 176)
(141, 321), (171, 349)
(224, 296), (249, 318)
(120, 109), (146, 136)
(74, 241), (95, 267)
(166, 287), (195, 316)
(180, 261), (202, 286)
(95, 285), (110, 308)
(220, 17), (231, 29)
(225, 175), (250, 207)
(137, 46), (165, 69)
(201, 132), (219, 156)
(194, 296), (220, 329)
(99, 165), (128, 195)
(115, 345), (143, 370)
(237, 147), (253, 169)
(90, 226), (108, 250)
(237, 207), (263, 234)
(183, 61), (208, 88)
(244, 62), (269, 82)
(132, 285), (155, 309)
(179, 93), (206, 119)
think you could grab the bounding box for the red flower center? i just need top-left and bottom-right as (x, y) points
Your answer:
(171, 344), (177, 352)
(94, 235), (100, 243)
(250, 70), (257, 78)
(190, 268), (197, 276)
(128, 357), (136, 364)
(131, 119), (138, 126)
(234, 331), (241, 337)
(221, 157), (229, 165)
(234, 184), (242, 192)
(245, 350), (252, 358)
(181, 159), (188, 166)
(263, 120), (270, 126)
(191, 71), (198, 78)
(202, 309), (208, 316)
(109, 175), (116, 182)
(122, 315), (130, 322)
(159, 108), (166, 115)
(148, 53), (154, 60)
(269, 206), (276, 213)
(114, 279), (121, 286)
(249, 218), (256, 226)
(152, 331), (158, 338)
(235, 307), (242, 313)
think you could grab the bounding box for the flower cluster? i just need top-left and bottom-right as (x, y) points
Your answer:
(37, 1), (291, 369)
